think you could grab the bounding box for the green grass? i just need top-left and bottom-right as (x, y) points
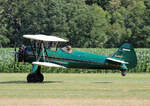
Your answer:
(0, 73), (150, 99)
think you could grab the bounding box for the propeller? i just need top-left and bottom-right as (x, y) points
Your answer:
(13, 43), (17, 70)
(14, 43), (17, 63)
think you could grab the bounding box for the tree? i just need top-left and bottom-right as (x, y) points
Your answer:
(104, 0), (131, 47)
(63, 2), (108, 47)
(85, 0), (110, 10)
(143, 0), (150, 47)
(0, 0), (149, 48)
(0, 0), (29, 46)
(126, 1), (147, 47)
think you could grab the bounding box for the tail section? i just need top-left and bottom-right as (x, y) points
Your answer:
(112, 43), (137, 69)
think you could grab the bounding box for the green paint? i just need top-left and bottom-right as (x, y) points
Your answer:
(24, 43), (137, 71)
(31, 64), (38, 73)
(112, 43), (137, 69)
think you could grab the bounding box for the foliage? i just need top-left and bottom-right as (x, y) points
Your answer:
(0, 0), (149, 48)
(0, 48), (150, 73)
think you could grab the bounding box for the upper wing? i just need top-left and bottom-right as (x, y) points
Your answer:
(32, 62), (66, 68)
(106, 58), (128, 64)
(23, 34), (68, 42)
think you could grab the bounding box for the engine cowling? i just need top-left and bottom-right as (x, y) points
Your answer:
(18, 45), (26, 62)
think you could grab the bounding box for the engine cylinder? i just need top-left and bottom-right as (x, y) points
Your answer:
(18, 45), (26, 62)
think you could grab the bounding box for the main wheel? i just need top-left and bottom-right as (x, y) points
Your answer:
(27, 72), (44, 83)
(121, 70), (126, 76)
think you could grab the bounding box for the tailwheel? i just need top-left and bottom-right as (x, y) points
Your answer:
(27, 72), (44, 83)
(121, 70), (126, 76)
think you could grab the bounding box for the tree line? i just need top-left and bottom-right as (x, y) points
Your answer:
(0, 0), (150, 48)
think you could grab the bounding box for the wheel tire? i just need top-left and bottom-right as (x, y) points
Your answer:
(121, 71), (126, 76)
(27, 72), (44, 83)
(37, 73), (44, 82)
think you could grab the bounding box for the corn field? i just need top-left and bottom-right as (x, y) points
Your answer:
(0, 48), (150, 73)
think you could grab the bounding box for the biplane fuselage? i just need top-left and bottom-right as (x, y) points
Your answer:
(24, 47), (122, 70)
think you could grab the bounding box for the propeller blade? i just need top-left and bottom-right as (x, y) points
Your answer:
(13, 43), (17, 70)
(14, 43), (17, 62)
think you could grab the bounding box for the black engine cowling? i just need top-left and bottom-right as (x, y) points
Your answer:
(18, 45), (26, 62)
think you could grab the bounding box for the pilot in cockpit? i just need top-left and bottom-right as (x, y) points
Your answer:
(66, 45), (72, 53)
(61, 45), (72, 53)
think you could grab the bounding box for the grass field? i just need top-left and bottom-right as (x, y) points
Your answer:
(0, 73), (150, 106)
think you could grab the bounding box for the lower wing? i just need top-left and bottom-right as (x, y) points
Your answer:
(32, 62), (66, 68)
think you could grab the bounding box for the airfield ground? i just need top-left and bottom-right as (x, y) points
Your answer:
(0, 73), (150, 106)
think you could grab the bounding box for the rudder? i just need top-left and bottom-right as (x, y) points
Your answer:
(112, 43), (137, 69)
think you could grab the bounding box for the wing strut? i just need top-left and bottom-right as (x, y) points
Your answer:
(41, 42), (45, 62)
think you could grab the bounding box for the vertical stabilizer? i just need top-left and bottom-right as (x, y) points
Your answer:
(112, 43), (137, 69)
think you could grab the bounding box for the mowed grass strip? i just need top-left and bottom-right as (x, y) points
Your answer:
(0, 73), (150, 99)
(0, 99), (150, 106)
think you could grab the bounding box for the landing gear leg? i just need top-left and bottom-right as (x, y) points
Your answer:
(121, 70), (126, 76)
(27, 65), (44, 83)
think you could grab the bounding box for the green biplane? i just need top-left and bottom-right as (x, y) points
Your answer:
(16, 34), (137, 83)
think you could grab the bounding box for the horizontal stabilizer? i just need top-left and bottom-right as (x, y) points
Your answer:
(32, 62), (66, 68)
(106, 58), (128, 64)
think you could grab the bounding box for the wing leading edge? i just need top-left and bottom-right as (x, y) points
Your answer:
(32, 62), (66, 68)
(23, 34), (68, 42)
